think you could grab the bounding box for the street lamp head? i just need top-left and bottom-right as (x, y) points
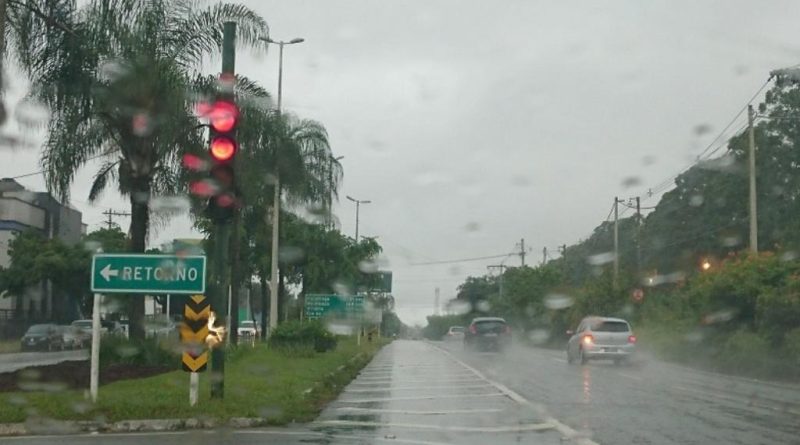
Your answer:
(259, 37), (274, 43)
(362, 200), (372, 204)
(334, 155), (345, 161)
(289, 38), (305, 44)
(346, 195), (356, 202)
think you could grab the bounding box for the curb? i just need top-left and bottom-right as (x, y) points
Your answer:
(0, 417), (269, 437)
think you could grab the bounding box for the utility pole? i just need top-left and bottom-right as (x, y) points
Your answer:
(102, 209), (131, 230)
(542, 247), (548, 265)
(635, 196), (642, 277)
(613, 197), (620, 289)
(520, 238), (526, 266)
(434, 288), (440, 315)
(748, 104), (758, 254)
(487, 265), (506, 298)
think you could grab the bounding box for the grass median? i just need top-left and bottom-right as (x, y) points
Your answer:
(0, 336), (388, 425)
(0, 341), (20, 354)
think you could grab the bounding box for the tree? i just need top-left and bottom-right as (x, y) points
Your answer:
(25, 0), (269, 339)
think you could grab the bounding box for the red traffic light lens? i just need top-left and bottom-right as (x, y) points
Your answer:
(210, 136), (236, 162)
(208, 101), (239, 133)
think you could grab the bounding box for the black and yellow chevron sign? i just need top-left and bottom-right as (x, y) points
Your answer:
(182, 351), (208, 372)
(181, 295), (209, 373)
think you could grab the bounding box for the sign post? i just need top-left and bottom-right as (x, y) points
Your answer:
(181, 295), (210, 406)
(89, 293), (101, 403)
(89, 254), (207, 403)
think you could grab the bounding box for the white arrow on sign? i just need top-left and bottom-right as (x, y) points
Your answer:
(100, 264), (119, 281)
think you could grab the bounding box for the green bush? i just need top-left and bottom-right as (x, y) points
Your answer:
(717, 330), (774, 375)
(783, 327), (800, 368)
(100, 336), (180, 368)
(268, 320), (337, 354)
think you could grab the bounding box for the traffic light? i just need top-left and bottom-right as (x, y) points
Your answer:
(205, 99), (240, 222)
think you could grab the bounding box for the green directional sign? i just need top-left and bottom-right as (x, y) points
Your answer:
(305, 295), (365, 320)
(91, 254), (206, 294)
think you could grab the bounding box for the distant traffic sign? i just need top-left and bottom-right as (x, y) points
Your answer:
(305, 295), (365, 320)
(91, 254), (206, 294)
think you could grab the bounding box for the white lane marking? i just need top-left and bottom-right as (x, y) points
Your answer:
(349, 378), (485, 385)
(237, 430), (452, 445)
(618, 372), (643, 381)
(314, 419), (556, 433)
(345, 383), (494, 392)
(338, 392), (506, 403)
(429, 343), (601, 445)
(335, 406), (505, 415)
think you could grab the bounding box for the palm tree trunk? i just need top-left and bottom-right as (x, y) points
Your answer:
(127, 177), (150, 340)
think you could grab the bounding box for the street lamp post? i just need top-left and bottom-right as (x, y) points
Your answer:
(346, 195), (371, 242)
(259, 36), (304, 334)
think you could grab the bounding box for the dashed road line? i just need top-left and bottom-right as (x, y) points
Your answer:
(429, 342), (601, 445)
(338, 392), (506, 404)
(334, 406), (505, 415)
(345, 383), (494, 392)
(314, 419), (556, 433)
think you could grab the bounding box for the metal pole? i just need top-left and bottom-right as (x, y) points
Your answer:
(520, 238), (526, 266)
(277, 43), (284, 111)
(166, 294), (170, 320)
(355, 200), (360, 242)
(635, 196), (642, 276)
(90, 293), (101, 402)
(269, 180), (280, 333)
(210, 21), (236, 400)
(613, 197), (620, 288)
(748, 105), (758, 254)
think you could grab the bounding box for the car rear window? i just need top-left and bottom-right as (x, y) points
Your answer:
(27, 324), (51, 334)
(591, 321), (630, 332)
(474, 321), (506, 332)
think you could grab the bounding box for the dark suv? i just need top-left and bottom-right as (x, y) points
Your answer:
(464, 317), (511, 352)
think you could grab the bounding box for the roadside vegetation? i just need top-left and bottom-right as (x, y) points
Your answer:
(0, 336), (387, 424)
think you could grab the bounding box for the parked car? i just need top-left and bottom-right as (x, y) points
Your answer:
(566, 316), (636, 365)
(70, 319), (109, 337)
(20, 324), (64, 352)
(237, 320), (259, 340)
(445, 326), (465, 341)
(464, 317), (511, 352)
(59, 325), (90, 349)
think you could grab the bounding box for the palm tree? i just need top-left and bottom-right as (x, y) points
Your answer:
(22, 0), (269, 339)
(232, 107), (342, 329)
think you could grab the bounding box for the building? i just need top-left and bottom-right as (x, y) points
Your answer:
(0, 178), (85, 333)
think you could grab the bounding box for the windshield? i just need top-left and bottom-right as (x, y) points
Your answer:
(25, 325), (51, 334)
(3, 2), (800, 444)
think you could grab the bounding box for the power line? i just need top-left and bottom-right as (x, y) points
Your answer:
(408, 253), (516, 266)
(638, 79), (771, 204)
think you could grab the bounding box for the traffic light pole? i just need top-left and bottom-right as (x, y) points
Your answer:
(210, 21), (237, 400)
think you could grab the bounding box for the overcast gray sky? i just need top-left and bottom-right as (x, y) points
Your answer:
(3, 0), (800, 325)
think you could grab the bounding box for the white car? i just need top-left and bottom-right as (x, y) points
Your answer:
(237, 320), (260, 339)
(566, 316), (636, 365)
(445, 326), (465, 341)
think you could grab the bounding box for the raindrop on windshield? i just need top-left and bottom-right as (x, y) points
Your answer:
(358, 259), (379, 273)
(544, 294), (574, 310)
(279, 246), (304, 264)
(689, 194), (704, 207)
(587, 252), (615, 266)
(14, 98), (50, 127)
(527, 329), (550, 345)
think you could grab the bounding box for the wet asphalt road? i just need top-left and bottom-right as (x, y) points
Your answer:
(2, 339), (799, 444)
(0, 350), (88, 373)
(440, 339), (800, 445)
